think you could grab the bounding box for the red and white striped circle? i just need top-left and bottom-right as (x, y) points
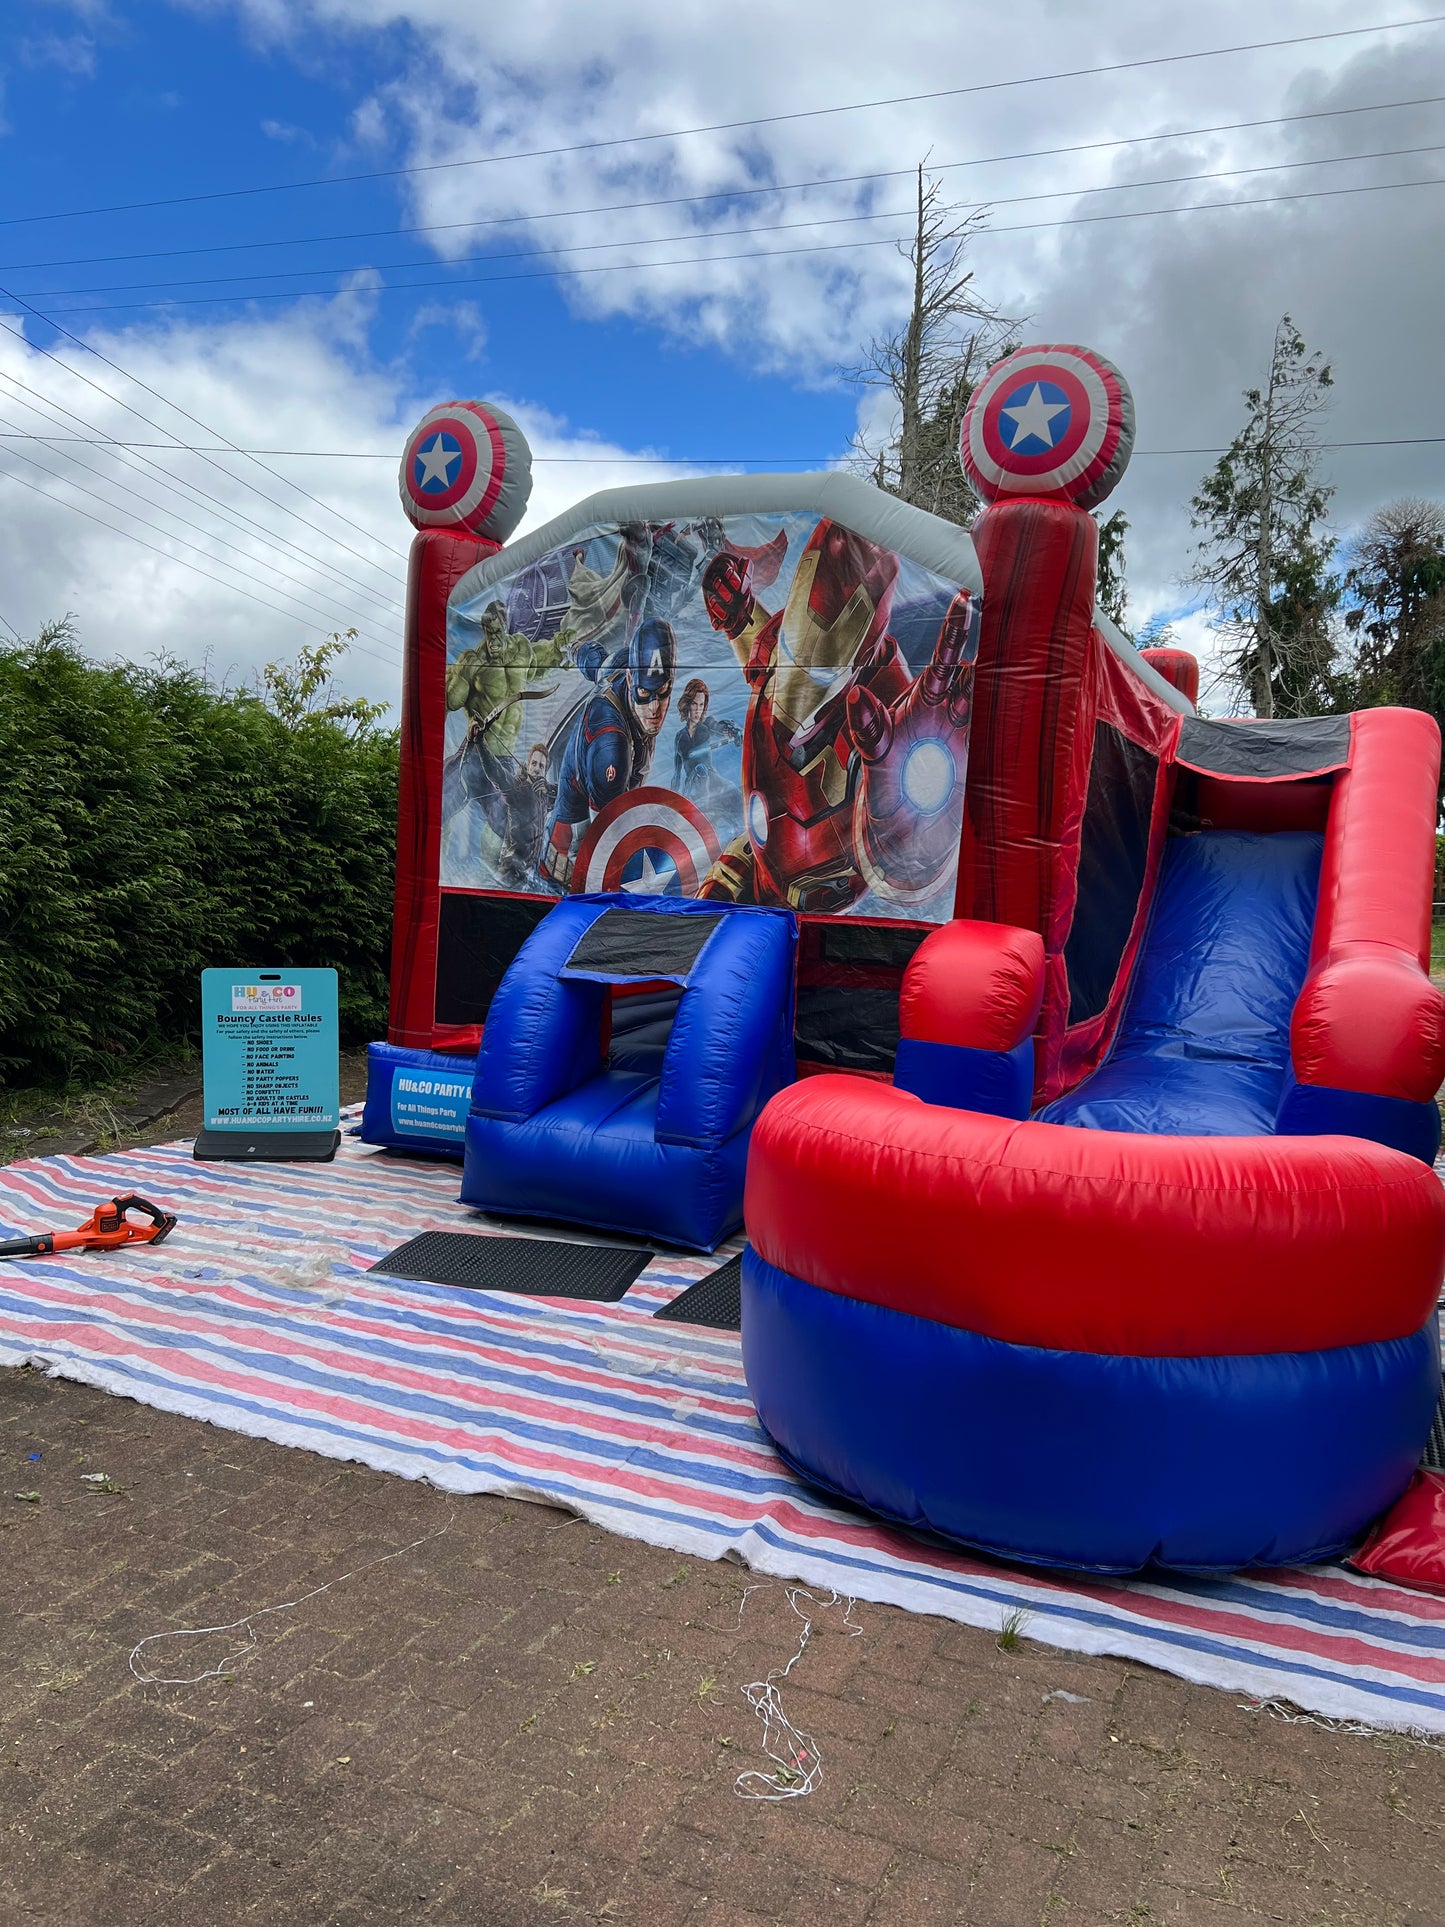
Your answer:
(399, 400), (523, 535)
(572, 788), (723, 897)
(960, 344), (1134, 510)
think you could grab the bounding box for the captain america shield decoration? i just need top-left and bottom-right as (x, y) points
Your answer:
(571, 788), (723, 896)
(960, 344), (1135, 510)
(399, 401), (506, 532)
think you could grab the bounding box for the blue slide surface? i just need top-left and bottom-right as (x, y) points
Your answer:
(1038, 830), (1323, 1137)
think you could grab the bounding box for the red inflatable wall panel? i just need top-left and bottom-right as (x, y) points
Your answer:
(1192, 774), (1334, 835)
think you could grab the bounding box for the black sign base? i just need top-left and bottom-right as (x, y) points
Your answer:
(193, 1128), (341, 1163)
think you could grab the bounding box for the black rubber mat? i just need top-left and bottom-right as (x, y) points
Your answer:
(194, 1127), (340, 1163)
(654, 1254), (743, 1330)
(1425, 1376), (1445, 1473)
(371, 1231), (652, 1300)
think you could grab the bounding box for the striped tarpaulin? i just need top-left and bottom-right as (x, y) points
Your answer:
(0, 1126), (1442, 1734)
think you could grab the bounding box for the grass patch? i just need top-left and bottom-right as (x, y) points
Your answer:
(997, 1606), (1031, 1653)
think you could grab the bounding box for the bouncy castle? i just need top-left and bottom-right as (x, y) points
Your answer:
(364, 344), (1445, 1576)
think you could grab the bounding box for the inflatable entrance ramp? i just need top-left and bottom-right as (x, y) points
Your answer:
(461, 895), (796, 1250)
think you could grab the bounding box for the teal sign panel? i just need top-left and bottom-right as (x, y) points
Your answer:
(201, 968), (340, 1133)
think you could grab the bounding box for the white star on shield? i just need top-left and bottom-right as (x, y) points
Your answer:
(1001, 383), (1070, 451)
(414, 432), (462, 490)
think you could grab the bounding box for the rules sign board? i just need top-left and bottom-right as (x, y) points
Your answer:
(200, 968), (340, 1135)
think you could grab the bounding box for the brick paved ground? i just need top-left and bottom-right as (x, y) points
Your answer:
(2, 1371), (1443, 1926)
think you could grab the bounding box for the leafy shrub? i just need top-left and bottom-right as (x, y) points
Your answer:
(0, 625), (398, 1085)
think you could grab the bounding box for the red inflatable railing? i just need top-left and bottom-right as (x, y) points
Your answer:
(1292, 707), (1445, 1103)
(745, 1077), (1445, 1359)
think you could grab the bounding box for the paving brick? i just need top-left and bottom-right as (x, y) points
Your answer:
(1048, 1811), (1156, 1915)
(840, 1785), (986, 1869)
(929, 1770), (1074, 1849)
(866, 1849), (974, 1926)
(1151, 1782), (1243, 1894)
(680, 1901), (784, 1927)
(5, 1371), (1445, 1927)
(641, 1820), (803, 1915)
(966, 1829), (1065, 1927)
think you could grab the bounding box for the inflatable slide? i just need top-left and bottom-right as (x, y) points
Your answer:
(741, 348), (1445, 1573)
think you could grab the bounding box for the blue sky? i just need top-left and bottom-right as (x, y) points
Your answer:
(1, 0), (854, 465)
(2, 1), (1442, 706)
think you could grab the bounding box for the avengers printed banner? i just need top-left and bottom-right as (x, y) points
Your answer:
(442, 509), (980, 921)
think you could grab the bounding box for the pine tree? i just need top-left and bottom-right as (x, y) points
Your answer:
(847, 166), (1020, 528)
(1188, 316), (1337, 717)
(1095, 509), (1131, 632)
(1343, 499), (1445, 718)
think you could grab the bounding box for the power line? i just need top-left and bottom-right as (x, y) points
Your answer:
(0, 310), (409, 590)
(0, 437), (401, 657)
(1, 432), (1443, 460)
(5, 16), (1441, 229)
(0, 609), (22, 642)
(0, 292), (411, 571)
(0, 463), (402, 658)
(21, 137), (1445, 302)
(0, 408), (401, 649)
(8, 91), (1441, 276)
(0, 367), (406, 619)
(27, 168), (1445, 318)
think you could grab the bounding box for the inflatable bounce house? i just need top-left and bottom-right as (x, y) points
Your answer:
(363, 345), (1445, 1576)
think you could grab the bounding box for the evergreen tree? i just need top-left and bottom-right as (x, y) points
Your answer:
(1342, 498), (1445, 720)
(1095, 509), (1131, 632)
(1188, 316), (1337, 717)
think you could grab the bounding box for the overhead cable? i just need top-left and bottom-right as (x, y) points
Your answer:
(4, 15), (1441, 227)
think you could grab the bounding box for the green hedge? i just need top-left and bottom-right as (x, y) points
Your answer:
(0, 632), (399, 1085)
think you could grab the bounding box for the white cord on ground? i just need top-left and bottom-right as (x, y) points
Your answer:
(128, 1512), (454, 1687)
(732, 1585), (861, 1802)
(1240, 1695), (1445, 1754)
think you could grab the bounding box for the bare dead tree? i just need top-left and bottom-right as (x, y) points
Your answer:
(846, 165), (1022, 528)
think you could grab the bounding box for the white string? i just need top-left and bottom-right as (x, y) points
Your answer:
(733, 1585), (861, 1802)
(1240, 1696), (1445, 1754)
(128, 1512), (454, 1686)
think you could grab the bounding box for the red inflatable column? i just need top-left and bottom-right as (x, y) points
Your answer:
(387, 400), (535, 1050)
(389, 525), (497, 1048)
(956, 496), (1097, 942)
(952, 344), (1138, 1089)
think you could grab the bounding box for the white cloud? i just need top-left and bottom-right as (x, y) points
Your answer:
(19, 32), (97, 76)
(173, 1), (1445, 630)
(0, 296), (696, 708)
(405, 298), (487, 360)
(260, 116), (317, 144)
(13, 0), (1445, 702)
(349, 93), (387, 148)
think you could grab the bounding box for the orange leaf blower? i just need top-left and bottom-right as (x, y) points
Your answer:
(0, 1194), (178, 1259)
